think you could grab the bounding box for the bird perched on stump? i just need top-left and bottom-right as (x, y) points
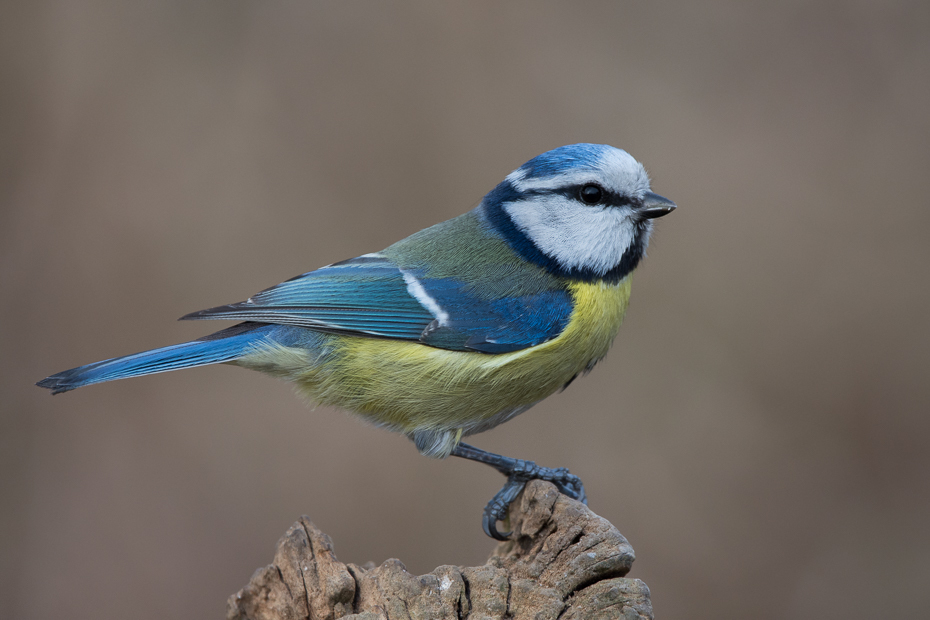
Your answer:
(37, 143), (676, 539)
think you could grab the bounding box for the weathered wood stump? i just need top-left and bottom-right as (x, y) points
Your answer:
(227, 480), (653, 620)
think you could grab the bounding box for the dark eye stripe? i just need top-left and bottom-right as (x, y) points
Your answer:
(541, 184), (634, 208)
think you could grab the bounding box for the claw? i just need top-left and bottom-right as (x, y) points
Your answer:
(450, 442), (588, 540)
(481, 477), (525, 540)
(483, 504), (510, 540)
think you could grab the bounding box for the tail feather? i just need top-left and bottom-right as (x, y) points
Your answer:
(37, 323), (275, 395)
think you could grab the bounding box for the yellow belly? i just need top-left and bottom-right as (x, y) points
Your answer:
(241, 277), (632, 435)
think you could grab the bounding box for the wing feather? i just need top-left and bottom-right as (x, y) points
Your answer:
(180, 254), (574, 352)
(180, 256), (435, 339)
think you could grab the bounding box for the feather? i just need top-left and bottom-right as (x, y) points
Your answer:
(36, 323), (277, 394)
(180, 253), (574, 353)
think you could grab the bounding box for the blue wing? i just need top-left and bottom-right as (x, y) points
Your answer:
(181, 254), (573, 353)
(181, 255), (434, 339)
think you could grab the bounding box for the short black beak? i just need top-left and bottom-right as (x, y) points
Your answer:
(639, 192), (677, 219)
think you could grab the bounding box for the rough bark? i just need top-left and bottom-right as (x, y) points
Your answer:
(227, 480), (653, 620)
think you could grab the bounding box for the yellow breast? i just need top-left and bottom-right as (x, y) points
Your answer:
(242, 277), (632, 435)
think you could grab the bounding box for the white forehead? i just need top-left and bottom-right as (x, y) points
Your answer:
(505, 146), (651, 197)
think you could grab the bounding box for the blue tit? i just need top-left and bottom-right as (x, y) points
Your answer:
(38, 143), (675, 539)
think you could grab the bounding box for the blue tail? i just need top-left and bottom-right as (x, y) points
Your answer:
(37, 323), (277, 395)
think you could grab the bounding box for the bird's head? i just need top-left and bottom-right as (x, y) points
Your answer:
(481, 143), (675, 283)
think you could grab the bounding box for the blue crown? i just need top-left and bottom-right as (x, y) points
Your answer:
(516, 143), (613, 179)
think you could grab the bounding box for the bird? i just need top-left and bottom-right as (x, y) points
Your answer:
(37, 143), (675, 539)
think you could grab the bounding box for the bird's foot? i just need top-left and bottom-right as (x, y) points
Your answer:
(450, 442), (587, 540)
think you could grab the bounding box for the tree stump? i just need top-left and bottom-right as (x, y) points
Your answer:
(227, 480), (653, 620)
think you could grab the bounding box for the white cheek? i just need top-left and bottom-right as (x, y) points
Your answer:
(504, 197), (637, 275)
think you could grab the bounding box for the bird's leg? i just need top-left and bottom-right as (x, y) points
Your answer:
(450, 442), (587, 540)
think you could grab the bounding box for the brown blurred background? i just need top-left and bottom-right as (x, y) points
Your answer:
(3, 2), (929, 618)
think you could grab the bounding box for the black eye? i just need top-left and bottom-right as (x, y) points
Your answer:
(579, 184), (604, 205)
